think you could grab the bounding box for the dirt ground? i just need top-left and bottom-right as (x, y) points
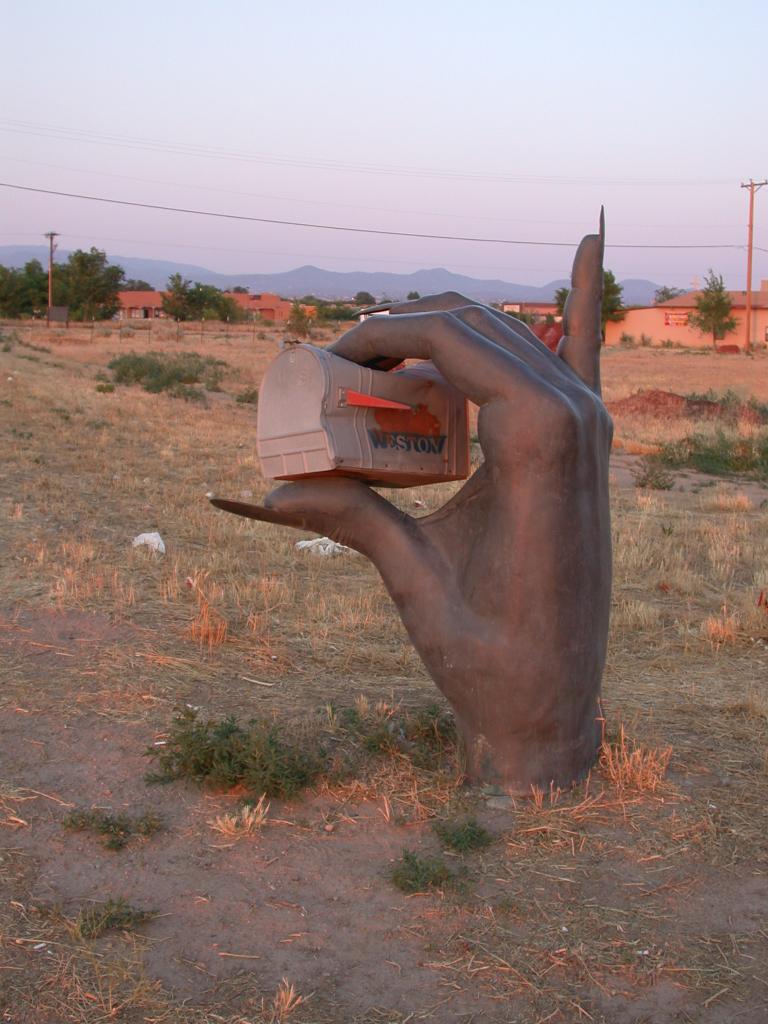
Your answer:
(1, 323), (767, 1023)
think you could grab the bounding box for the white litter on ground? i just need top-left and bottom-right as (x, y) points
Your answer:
(295, 537), (353, 557)
(132, 532), (166, 554)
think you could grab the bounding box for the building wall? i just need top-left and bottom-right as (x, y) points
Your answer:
(605, 306), (768, 349)
(502, 301), (559, 319)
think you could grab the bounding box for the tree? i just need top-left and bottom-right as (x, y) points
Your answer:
(231, 285), (249, 294)
(654, 285), (685, 305)
(407, 290), (421, 300)
(162, 274), (194, 321)
(123, 279), (154, 291)
(287, 300), (312, 338)
(687, 270), (737, 348)
(354, 290), (376, 306)
(57, 248), (124, 320)
(0, 259), (48, 317)
(161, 276), (240, 321)
(555, 269), (625, 337)
(312, 300), (357, 323)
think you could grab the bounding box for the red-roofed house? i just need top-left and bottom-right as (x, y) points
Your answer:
(117, 291), (167, 319)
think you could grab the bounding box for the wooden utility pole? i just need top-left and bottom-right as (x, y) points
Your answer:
(740, 180), (766, 353)
(44, 231), (59, 327)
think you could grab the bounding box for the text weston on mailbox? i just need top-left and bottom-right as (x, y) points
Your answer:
(256, 344), (470, 487)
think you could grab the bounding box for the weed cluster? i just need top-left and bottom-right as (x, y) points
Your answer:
(0, 328), (19, 351)
(333, 699), (456, 770)
(146, 707), (326, 797)
(108, 351), (227, 399)
(631, 455), (675, 490)
(389, 850), (455, 893)
(236, 386), (259, 405)
(659, 430), (768, 479)
(433, 817), (494, 852)
(73, 897), (154, 940)
(684, 388), (768, 422)
(62, 808), (162, 850)
(146, 702), (458, 801)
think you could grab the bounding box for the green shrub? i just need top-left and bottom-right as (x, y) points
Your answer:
(390, 850), (455, 893)
(658, 431), (768, 479)
(107, 351), (226, 397)
(335, 701), (456, 770)
(619, 333), (636, 348)
(63, 808), (162, 850)
(236, 387), (259, 405)
(95, 382), (115, 393)
(146, 708), (325, 798)
(683, 389), (768, 423)
(433, 818), (494, 852)
(631, 456), (675, 490)
(146, 702), (459, 801)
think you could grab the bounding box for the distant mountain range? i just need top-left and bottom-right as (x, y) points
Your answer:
(0, 245), (663, 306)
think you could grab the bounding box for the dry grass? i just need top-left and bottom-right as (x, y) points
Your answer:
(265, 977), (306, 1022)
(209, 794), (270, 837)
(2, 328), (768, 1022)
(598, 724), (673, 792)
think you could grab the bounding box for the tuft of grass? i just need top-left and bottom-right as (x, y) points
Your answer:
(108, 351), (226, 397)
(599, 725), (672, 792)
(631, 455), (675, 490)
(658, 430), (768, 479)
(433, 817), (494, 852)
(389, 849), (455, 893)
(266, 977), (304, 1022)
(95, 382), (115, 393)
(701, 606), (740, 647)
(236, 386), (259, 405)
(335, 700), (456, 770)
(209, 794), (270, 837)
(62, 808), (162, 850)
(146, 707), (326, 798)
(73, 897), (154, 940)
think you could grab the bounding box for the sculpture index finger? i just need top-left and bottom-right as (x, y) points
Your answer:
(556, 209), (605, 394)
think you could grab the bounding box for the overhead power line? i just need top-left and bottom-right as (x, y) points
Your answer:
(0, 118), (737, 187)
(0, 182), (750, 251)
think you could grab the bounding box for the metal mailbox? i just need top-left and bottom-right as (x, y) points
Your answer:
(256, 344), (470, 487)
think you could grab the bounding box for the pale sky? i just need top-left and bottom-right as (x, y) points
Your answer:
(1, 0), (766, 288)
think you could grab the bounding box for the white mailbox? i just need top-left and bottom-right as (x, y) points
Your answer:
(256, 344), (469, 488)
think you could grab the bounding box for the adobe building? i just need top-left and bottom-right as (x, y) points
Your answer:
(501, 300), (560, 320)
(223, 292), (316, 323)
(604, 280), (768, 350)
(116, 290), (315, 323)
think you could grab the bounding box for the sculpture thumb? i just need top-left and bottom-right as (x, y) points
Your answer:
(208, 477), (423, 568)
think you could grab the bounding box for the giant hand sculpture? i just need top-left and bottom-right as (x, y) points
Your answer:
(211, 215), (612, 793)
